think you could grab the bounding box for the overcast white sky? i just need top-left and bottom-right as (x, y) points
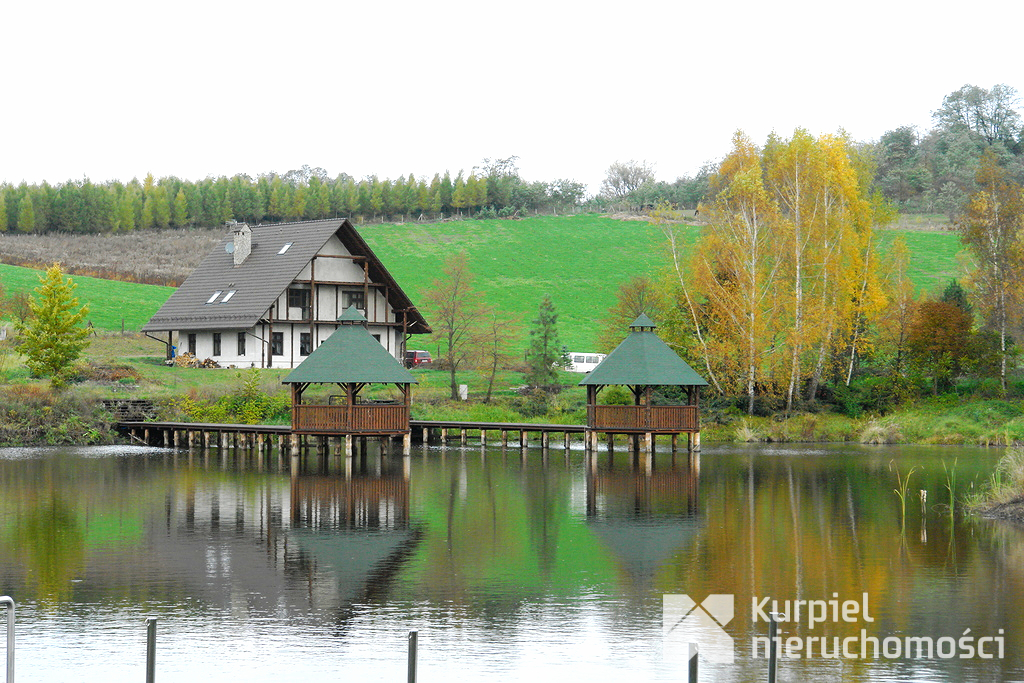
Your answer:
(3, 0), (1020, 195)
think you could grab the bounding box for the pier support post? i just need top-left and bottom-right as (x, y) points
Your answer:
(460, 429), (467, 445)
(2, 595), (14, 683)
(502, 430), (509, 447)
(480, 430), (487, 447)
(345, 435), (354, 458)
(146, 616), (157, 683)
(403, 432), (412, 456)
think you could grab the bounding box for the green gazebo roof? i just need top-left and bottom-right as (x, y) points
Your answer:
(283, 307), (417, 385)
(579, 315), (708, 387)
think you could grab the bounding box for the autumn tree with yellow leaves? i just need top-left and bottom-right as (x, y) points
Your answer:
(957, 148), (1024, 393)
(666, 130), (890, 414)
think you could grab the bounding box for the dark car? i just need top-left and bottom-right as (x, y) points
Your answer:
(404, 350), (432, 368)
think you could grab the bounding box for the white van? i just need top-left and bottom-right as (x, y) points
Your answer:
(567, 352), (606, 373)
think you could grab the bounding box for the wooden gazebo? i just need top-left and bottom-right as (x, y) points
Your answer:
(580, 314), (708, 452)
(283, 307), (416, 454)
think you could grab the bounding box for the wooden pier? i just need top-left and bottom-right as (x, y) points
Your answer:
(115, 418), (694, 455)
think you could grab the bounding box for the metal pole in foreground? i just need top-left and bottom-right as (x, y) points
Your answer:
(145, 617), (157, 683)
(687, 642), (698, 682)
(767, 612), (781, 683)
(1, 596), (14, 683)
(407, 631), (417, 683)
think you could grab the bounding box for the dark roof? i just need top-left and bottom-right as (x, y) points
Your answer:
(142, 219), (430, 333)
(579, 315), (708, 387)
(283, 309), (416, 385)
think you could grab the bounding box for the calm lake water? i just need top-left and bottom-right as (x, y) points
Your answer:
(0, 440), (1022, 682)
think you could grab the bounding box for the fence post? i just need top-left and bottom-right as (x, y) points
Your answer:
(1, 596), (14, 683)
(768, 612), (781, 683)
(145, 617), (157, 683)
(407, 631), (417, 683)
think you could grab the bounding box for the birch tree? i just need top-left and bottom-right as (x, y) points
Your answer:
(693, 132), (783, 413)
(958, 148), (1024, 392)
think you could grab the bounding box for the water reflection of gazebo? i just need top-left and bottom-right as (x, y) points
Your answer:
(283, 307), (416, 455)
(585, 468), (702, 584)
(580, 314), (708, 454)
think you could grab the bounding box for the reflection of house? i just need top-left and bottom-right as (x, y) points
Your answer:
(142, 219), (430, 368)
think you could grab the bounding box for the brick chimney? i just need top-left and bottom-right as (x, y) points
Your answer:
(229, 221), (251, 266)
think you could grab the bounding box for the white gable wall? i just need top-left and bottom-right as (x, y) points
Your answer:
(175, 236), (409, 369)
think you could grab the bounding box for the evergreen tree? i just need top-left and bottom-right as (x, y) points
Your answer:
(116, 192), (136, 232)
(15, 263), (91, 386)
(524, 295), (566, 387)
(172, 189), (190, 227)
(0, 191), (7, 232)
(17, 195), (35, 232)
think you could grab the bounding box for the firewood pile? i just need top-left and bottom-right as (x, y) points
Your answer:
(172, 353), (221, 369)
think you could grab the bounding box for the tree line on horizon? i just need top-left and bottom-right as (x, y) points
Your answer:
(0, 158), (588, 235)
(3, 84), (1019, 236)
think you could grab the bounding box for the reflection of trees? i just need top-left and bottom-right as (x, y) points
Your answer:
(522, 467), (568, 577)
(8, 497), (85, 604)
(657, 447), (1022, 670)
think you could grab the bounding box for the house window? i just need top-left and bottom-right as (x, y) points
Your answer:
(221, 290), (236, 303)
(271, 332), (283, 356)
(300, 332), (312, 356)
(206, 291), (222, 304)
(344, 290), (365, 311)
(277, 242), (293, 255)
(212, 333), (222, 356)
(237, 332), (246, 356)
(288, 287), (311, 319)
(187, 333), (196, 355)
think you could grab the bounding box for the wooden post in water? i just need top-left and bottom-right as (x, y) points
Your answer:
(145, 616), (156, 683)
(407, 631), (418, 683)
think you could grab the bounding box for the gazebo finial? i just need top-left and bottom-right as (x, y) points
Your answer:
(338, 306), (368, 325)
(629, 313), (657, 331)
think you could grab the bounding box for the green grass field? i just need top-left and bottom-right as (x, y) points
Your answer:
(0, 263), (175, 332)
(0, 215), (968, 351)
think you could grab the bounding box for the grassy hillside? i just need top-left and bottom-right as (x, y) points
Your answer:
(0, 215), (968, 350)
(0, 263), (175, 332)
(360, 214), (689, 351)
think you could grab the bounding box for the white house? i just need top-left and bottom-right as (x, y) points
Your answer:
(142, 219), (430, 368)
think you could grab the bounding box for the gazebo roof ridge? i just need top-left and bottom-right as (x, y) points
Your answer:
(579, 314), (707, 387)
(283, 306), (415, 386)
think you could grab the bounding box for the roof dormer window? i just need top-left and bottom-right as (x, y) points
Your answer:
(221, 290), (237, 303)
(278, 242), (293, 255)
(206, 291), (223, 304)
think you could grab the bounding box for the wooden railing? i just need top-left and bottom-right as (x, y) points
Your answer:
(588, 405), (699, 432)
(293, 404), (410, 433)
